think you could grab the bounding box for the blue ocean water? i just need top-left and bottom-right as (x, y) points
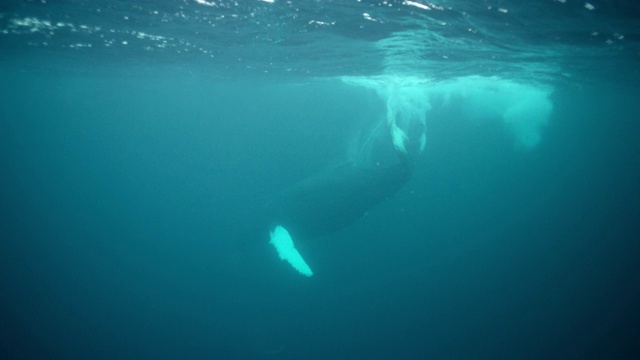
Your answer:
(1, 0), (639, 358)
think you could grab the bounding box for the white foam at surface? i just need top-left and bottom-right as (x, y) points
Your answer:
(343, 75), (431, 154)
(341, 75), (553, 151)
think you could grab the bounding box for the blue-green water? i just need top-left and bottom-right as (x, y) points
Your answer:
(1, 1), (639, 359)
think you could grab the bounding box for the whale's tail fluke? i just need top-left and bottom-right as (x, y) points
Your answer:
(269, 225), (313, 277)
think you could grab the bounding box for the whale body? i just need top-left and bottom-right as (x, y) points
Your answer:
(266, 160), (413, 239)
(265, 156), (414, 276)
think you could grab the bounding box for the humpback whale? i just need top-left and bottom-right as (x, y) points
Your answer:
(265, 149), (415, 277)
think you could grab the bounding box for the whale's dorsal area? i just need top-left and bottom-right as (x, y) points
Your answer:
(267, 161), (411, 240)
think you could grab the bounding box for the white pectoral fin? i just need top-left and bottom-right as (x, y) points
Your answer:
(269, 225), (313, 277)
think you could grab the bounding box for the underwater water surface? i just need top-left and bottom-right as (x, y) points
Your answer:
(1, 0), (640, 359)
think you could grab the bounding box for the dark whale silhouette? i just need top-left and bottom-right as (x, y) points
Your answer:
(264, 149), (415, 276)
(266, 158), (413, 240)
